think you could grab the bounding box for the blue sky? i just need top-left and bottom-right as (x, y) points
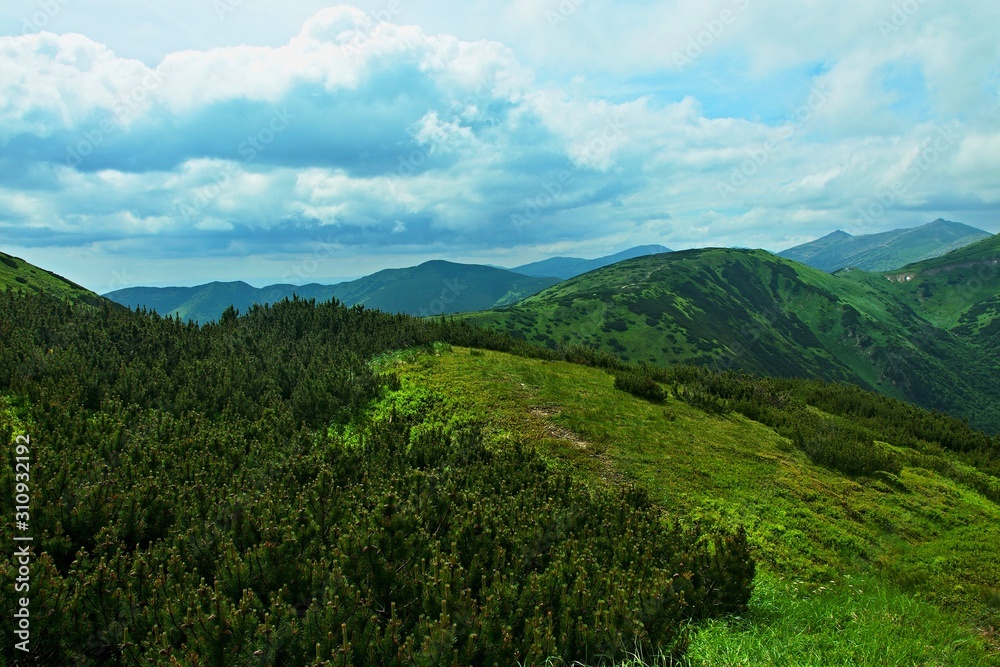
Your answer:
(1, 0), (998, 289)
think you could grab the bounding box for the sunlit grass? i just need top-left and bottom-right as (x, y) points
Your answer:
(392, 345), (1000, 664)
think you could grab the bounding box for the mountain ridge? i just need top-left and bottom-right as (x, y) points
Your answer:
(510, 244), (672, 279)
(780, 219), (991, 272)
(106, 260), (561, 323)
(463, 242), (1000, 432)
(0, 250), (106, 307)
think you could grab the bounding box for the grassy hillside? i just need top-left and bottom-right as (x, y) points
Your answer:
(2, 283), (998, 664)
(878, 232), (1000, 329)
(1, 290), (756, 665)
(0, 250), (104, 306)
(106, 260), (560, 322)
(779, 219), (991, 272)
(387, 345), (1000, 665)
(463, 247), (1000, 432)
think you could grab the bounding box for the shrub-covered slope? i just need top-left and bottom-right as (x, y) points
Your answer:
(464, 247), (1000, 432)
(0, 291), (750, 666)
(392, 345), (1000, 665)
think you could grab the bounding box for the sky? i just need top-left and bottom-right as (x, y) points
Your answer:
(1, 0), (998, 290)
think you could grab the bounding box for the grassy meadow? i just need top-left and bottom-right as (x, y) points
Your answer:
(377, 345), (1000, 665)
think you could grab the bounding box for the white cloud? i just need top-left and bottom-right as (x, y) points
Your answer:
(0, 2), (997, 288)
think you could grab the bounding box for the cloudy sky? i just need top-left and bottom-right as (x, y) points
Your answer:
(1, 0), (998, 289)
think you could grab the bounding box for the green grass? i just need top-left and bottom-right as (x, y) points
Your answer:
(461, 246), (1000, 433)
(383, 345), (1000, 664)
(684, 573), (993, 666)
(0, 250), (103, 306)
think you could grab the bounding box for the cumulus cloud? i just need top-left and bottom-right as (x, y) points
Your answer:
(0, 1), (997, 289)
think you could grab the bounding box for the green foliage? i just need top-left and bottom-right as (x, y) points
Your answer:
(613, 370), (666, 403)
(462, 246), (1000, 433)
(791, 426), (901, 477)
(0, 291), (753, 665)
(397, 346), (1000, 661)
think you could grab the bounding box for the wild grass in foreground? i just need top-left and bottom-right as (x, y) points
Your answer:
(683, 573), (994, 666)
(393, 346), (1000, 665)
(527, 575), (995, 666)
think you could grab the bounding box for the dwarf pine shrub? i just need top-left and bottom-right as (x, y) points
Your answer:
(0, 291), (753, 665)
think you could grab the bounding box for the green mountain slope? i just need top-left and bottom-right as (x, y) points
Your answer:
(880, 232), (1000, 328)
(105, 260), (560, 322)
(779, 219), (991, 272)
(329, 260), (560, 315)
(2, 279), (999, 664)
(463, 247), (1000, 431)
(0, 250), (104, 306)
(390, 345), (1000, 664)
(511, 244), (672, 279)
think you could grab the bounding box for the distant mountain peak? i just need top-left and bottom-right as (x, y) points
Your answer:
(510, 244), (672, 280)
(779, 219), (991, 273)
(417, 259), (458, 268)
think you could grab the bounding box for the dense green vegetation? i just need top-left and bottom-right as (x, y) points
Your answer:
(392, 346), (1000, 664)
(0, 290), (752, 665)
(3, 238), (999, 664)
(875, 232), (1000, 329)
(463, 240), (1000, 432)
(779, 219), (990, 272)
(105, 260), (560, 323)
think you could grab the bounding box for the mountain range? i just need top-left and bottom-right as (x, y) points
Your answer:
(779, 219), (990, 272)
(6, 224), (999, 430)
(3, 233), (1000, 663)
(103, 245), (672, 323)
(106, 261), (561, 323)
(463, 234), (1000, 432)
